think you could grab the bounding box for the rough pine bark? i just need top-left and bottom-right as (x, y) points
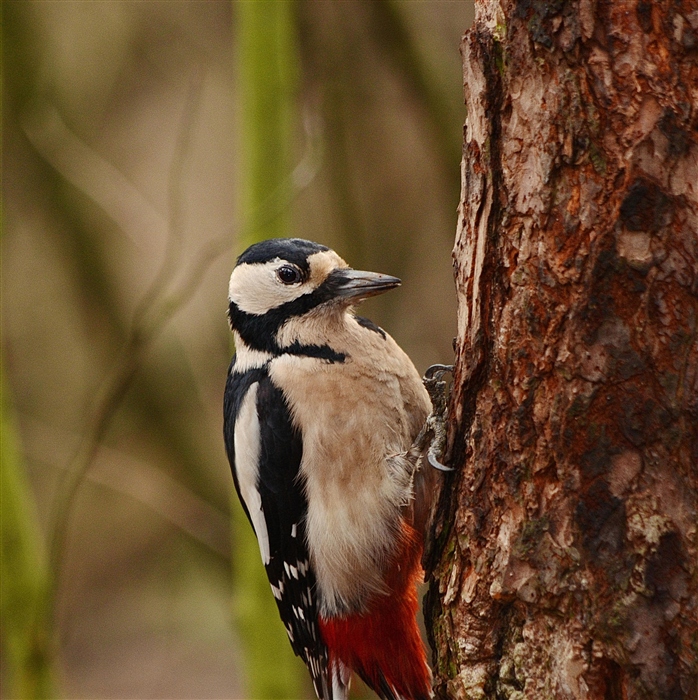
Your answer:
(425, 1), (698, 698)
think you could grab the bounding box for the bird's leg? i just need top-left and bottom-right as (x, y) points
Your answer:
(408, 364), (454, 473)
(422, 364), (454, 472)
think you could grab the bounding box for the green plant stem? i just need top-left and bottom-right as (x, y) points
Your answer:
(233, 1), (308, 698)
(1, 366), (54, 699)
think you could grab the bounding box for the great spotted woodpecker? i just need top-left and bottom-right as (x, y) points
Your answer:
(224, 238), (434, 700)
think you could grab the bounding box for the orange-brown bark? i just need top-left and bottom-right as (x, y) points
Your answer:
(426, 1), (698, 698)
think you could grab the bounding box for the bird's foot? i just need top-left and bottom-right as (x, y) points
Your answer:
(422, 364), (454, 472)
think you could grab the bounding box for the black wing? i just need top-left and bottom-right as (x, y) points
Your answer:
(223, 360), (335, 700)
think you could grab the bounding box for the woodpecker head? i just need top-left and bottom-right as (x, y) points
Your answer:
(228, 238), (400, 354)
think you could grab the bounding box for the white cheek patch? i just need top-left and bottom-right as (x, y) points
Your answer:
(234, 383), (271, 565)
(228, 260), (313, 315)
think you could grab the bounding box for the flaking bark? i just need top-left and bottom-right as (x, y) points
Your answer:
(426, 1), (698, 698)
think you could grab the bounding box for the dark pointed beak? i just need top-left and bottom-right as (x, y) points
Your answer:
(332, 268), (401, 300)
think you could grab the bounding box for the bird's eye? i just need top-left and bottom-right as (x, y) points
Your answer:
(277, 265), (302, 285)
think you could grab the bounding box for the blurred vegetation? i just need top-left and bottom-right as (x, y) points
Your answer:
(2, 2), (471, 698)
(237, 0), (299, 248)
(233, 2), (307, 698)
(1, 371), (53, 699)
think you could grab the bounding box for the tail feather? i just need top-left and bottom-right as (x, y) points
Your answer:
(331, 659), (351, 700)
(373, 670), (430, 700)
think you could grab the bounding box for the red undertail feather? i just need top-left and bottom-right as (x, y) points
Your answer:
(319, 523), (432, 700)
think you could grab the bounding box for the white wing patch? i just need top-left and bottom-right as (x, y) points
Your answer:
(234, 383), (271, 565)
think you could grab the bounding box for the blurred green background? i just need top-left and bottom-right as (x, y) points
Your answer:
(2, 2), (473, 698)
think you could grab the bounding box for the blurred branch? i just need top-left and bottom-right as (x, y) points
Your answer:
(21, 70), (235, 684)
(43, 68), (209, 595)
(23, 106), (168, 249)
(369, 0), (462, 189)
(133, 66), (206, 329)
(20, 415), (230, 559)
(318, 62), (368, 267)
(21, 51), (320, 694)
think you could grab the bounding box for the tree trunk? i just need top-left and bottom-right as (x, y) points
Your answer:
(425, 1), (698, 699)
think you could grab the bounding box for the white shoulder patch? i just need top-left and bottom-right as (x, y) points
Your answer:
(234, 383), (271, 565)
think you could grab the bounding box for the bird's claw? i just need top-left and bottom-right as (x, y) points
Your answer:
(423, 363), (453, 382)
(422, 364), (454, 472)
(427, 447), (453, 472)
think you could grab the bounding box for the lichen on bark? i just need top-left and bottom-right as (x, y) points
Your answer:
(426, 1), (698, 698)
